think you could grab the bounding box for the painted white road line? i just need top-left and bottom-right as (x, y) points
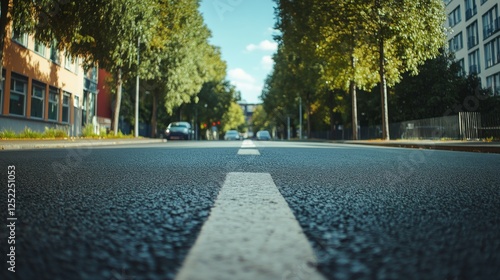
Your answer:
(175, 172), (325, 280)
(237, 149), (260, 155)
(241, 140), (256, 148)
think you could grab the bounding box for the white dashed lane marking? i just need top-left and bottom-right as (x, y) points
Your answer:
(241, 139), (256, 148)
(238, 140), (260, 155)
(175, 172), (325, 280)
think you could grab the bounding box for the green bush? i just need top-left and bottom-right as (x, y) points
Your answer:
(82, 124), (97, 137)
(43, 127), (68, 138)
(19, 127), (43, 139)
(0, 129), (17, 139)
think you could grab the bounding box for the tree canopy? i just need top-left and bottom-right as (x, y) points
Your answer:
(266, 0), (448, 140)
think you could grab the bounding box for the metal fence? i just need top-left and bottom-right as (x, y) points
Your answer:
(307, 112), (500, 141)
(392, 115), (460, 140)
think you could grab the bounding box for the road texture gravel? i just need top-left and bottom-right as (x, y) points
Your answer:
(0, 141), (499, 279)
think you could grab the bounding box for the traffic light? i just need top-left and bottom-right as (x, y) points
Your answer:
(217, 121), (221, 125)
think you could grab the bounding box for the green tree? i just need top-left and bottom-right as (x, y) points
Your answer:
(251, 105), (270, 133)
(221, 102), (245, 132)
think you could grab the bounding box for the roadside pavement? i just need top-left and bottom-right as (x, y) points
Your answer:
(0, 137), (166, 150)
(1, 138), (499, 154)
(341, 139), (500, 154)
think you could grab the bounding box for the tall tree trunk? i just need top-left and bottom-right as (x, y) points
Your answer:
(306, 91), (311, 139)
(329, 90), (335, 140)
(113, 68), (122, 135)
(379, 37), (389, 140)
(150, 91), (158, 138)
(350, 79), (358, 140)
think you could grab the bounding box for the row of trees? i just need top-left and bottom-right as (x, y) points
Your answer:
(262, 0), (448, 140)
(1, 0), (243, 137)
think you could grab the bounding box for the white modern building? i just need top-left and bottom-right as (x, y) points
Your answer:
(444, 0), (500, 95)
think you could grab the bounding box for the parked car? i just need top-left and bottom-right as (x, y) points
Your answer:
(224, 130), (241, 140)
(256, 130), (271, 140)
(165, 122), (192, 140)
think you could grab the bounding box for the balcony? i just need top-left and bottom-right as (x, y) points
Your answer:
(466, 6), (477, 21)
(467, 36), (477, 49)
(469, 64), (479, 74)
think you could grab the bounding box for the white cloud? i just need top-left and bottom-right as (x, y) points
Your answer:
(261, 55), (274, 70)
(266, 27), (281, 36)
(245, 40), (278, 52)
(228, 68), (263, 103)
(228, 68), (255, 83)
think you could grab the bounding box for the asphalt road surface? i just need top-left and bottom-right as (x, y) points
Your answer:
(1, 140), (499, 280)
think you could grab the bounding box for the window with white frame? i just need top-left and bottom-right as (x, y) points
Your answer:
(65, 53), (75, 71)
(465, 0), (477, 20)
(0, 71), (5, 114)
(34, 39), (46, 57)
(62, 92), (70, 123)
(482, 5), (499, 39)
(0, 70), (4, 114)
(11, 29), (28, 47)
(50, 41), (60, 64)
(449, 32), (464, 52)
(48, 87), (59, 121)
(9, 74), (27, 116)
(484, 36), (500, 68)
(486, 72), (500, 95)
(466, 21), (479, 49)
(458, 58), (466, 76)
(31, 82), (45, 119)
(468, 49), (481, 74)
(448, 6), (462, 27)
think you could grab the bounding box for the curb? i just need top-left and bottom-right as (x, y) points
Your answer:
(340, 141), (500, 154)
(0, 139), (167, 150)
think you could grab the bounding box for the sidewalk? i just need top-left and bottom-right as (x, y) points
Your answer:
(0, 138), (166, 150)
(341, 139), (500, 154)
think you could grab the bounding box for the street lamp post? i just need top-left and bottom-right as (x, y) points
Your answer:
(134, 35), (140, 138)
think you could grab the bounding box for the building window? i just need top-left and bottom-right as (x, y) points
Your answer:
(62, 92), (70, 123)
(448, 6), (462, 27)
(465, 0), (477, 20)
(444, 0), (453, 6)
(0, 71), (5, 114)
(74, 58), (79, 74)
(11, 29), (28, 47)
(466, 21), (479, 49)
(48, 87), (59, 121)
(449, 32), (464, 52)
(34, 39), (46, 57)
(0, 70), (4, 114)
(482, 5), (499, 40)
(468, 49), (481, 74)
(50, 41), (60, 64)
(31, 82), (45, 119)
(9, 74), (27, 116)
(64, 53), (75, 71)
(486, 72), (500, 95)
(484, 36), (500, 68)
(457, 58), (466, 76)
(481, 0), (487, 5)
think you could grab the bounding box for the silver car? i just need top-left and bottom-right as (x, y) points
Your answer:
(224, 130), (241, 140)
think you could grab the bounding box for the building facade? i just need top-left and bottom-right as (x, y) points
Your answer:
(0, 24), (99, 136)
(444, 0), (500, 95)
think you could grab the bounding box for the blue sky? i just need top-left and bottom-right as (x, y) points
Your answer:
(199, 0), (278, 104)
